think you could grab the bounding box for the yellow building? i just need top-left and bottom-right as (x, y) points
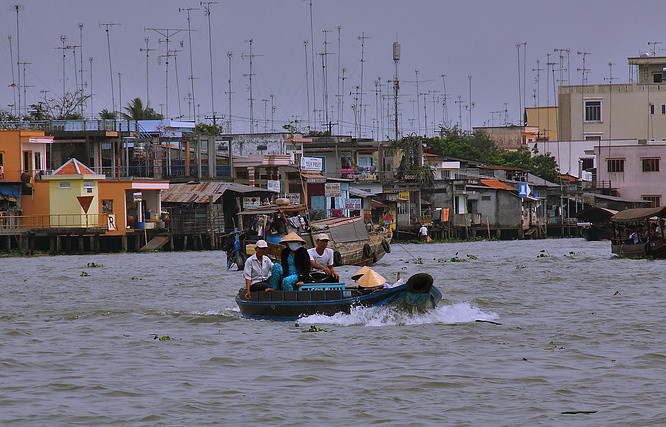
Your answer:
(525, 106), (559, 141)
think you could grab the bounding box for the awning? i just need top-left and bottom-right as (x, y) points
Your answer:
(371, 199), (388, 208)
(611, 206), (666, 223)
(237, 204), (307, 215)
(301, 172), (326, 184)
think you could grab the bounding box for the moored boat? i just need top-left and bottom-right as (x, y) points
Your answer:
(610, 206), (666, 258)
(235, 273), (441, 321)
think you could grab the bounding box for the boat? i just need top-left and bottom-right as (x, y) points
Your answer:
(231, 203), (392, 268)
(575, 206), (617, 241)
(610, 206), (666, 258)
(235, 273), (441, 321)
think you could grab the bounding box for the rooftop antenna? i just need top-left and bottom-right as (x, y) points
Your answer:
(340, 67), (347, 134)
(19, 61), (31, 116)
(89, 57), (94, 117)
(468, 74), (474, 130)
(321, 29), (333, 131)
(440, 74), (449, 125)
(179, 6), (198, 121)
(648, 41), (662, 56)
(118, 72), (122, 117)
(577, 52), (591, 141)
(516, 42), (526, 124)
(8, 35), (17, 116)
(532, 59), (543, 107)
(270, 93), (275, 132)
(145, 26), (184, 119)
(13, 5), (22, 117)
(78, 23), (85, 116)
(100, 22), (120, 115)
(56, 35), (69, 99)
(303, 40), (311, 131)
(226, 51), (233, 132)
(201, 1), (219, 125)
(337, 26), (342, 135)
(172, 45), (183, 118)
(454, 95), (465, 130)
(242, 39), (262, 133)
(309, 1), (316, 130)
(393, 40), (400, 141)
(139, 37), (155, 105)
(358, 32), (371, 137)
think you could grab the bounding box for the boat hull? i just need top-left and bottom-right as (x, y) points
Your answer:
(611, 239), (666, 258)
(235, 283), (441, 321)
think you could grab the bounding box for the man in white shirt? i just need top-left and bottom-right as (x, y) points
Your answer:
(419, 224), (428, 241)
(243, 240), (274, 300)
(308, 233), (339, 281)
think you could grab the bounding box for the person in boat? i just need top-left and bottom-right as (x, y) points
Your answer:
(243, 240), (274, 300)
(308, 233), (339, 282)
(268, 232), (311, 291)
(351, 266), (370, 283)
(357, 269), (388, 289)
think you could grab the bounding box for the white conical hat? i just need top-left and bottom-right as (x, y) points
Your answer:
(280, 231), (306, 243)
(357, 270), (387, 288)
(351, 266), (370, 281)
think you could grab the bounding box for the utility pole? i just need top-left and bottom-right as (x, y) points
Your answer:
(89, 57), (94, 117)
(78, 23), (85, 116)
(341, 67), (347, 135)
(201, 1), (218, 125)
(393, 39), (401, 141)
(270, 93), (275, 132)
(468, 74), (474, 131)
(440, 74), (448, 126)
(242, 39), (262, 133)
(57, 35), (68, 100)
(100, 23), (120, 115)
(145, 27), (184, 120)
(8, 35), (17, 116)
(321, 29), (332, 131)
(179, 6), (198, 121)
(118, 72), (122, 116)
(140, 38), (155, 105)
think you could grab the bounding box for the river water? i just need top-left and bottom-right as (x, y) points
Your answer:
(1, 238), (664, 425)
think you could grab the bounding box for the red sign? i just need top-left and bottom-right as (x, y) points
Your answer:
(76, 196), (94, 213)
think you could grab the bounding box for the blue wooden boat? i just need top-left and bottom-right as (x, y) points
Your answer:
(235, 273), (441, 321)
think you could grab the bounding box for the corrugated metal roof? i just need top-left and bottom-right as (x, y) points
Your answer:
(162, 181), (277, 204)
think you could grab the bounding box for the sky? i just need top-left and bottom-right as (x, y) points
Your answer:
(1, 0), (665, 139)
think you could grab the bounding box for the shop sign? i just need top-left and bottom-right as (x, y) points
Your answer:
(345, 198), (362, 210)
(243, 196), (261, 209)
(300, 156), (323, 171)
(325, 183), (341, 197)
(267, 179), (281, 192)
(398, 191), (410, 201)
(286, 193), (301, 204)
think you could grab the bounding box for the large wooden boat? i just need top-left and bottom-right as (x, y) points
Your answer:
(230, 203), (392, 268)
(610, 206), (666, 258)
(235, 273), (441, 321)
(576, 206), (617, 241)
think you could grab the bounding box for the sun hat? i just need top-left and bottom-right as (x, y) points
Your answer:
(351, 266), (370, 281)
(255, 239), (268, 248)
(280, 231), (306, 244)
(357, 269), (387, 288)
(315, 233), (330, 241)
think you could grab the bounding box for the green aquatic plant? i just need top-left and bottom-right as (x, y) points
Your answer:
(544, 340), (565, 350)
(86, 262), (103, 268)
(515, 264), (527, 269)
(130, 276), (143, 280)
(466, 254), (478, 260)
(80, 271), (89, 277)
(303, 325), (327, 333)
(151, 334), (172, 341)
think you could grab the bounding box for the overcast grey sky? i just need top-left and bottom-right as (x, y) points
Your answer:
(1, 0), (664, 138)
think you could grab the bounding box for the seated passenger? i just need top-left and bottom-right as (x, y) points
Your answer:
(357, 269), (387, 289)
(351, 266), (370, 282)
(243, 240), (274, 300)
(308, 233), (339, 282)
(268, 232), (311, 291)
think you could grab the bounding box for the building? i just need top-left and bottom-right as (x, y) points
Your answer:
(525, 106), (559, 141)
(473, 125), (539, 150)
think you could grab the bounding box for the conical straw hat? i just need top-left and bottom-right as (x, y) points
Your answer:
(280, 231), (306, 243)
(357, 269), (387, 288)
(351, 266), (370, 281)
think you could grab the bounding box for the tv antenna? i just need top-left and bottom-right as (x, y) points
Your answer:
(358, 32), (371, 137)
(179, 6), (198, 121)
(242, 39), (263, 133)
(140, 38), (155, 105)
(100, 22), (120, 115)
(145, 27), (185, 119)
(201, 1), (219, 124)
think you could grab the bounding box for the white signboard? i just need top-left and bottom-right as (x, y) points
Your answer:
(243, 196), (261, 209)
(345, 198), (362, 210)
(267, 179), (281, 192)
(286, 193), (301, 205)
(107, 214), (117, 231)
(325, 183), (341, 197)
(301, 156), (323, 171)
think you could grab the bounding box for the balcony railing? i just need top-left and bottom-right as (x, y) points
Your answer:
(0, 214), (109, 230)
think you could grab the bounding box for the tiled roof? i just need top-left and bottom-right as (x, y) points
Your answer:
(480, 179), (516, 191)
(52, 158), (95, 176)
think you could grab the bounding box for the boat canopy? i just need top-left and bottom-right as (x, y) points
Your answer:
(237, 204), (307, 215)
(576, 206), (618, 222)
(610, 206), (666, 223)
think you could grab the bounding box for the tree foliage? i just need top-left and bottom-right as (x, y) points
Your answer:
(99, 109), (116, 119)
(37, 89), (89, 120)
(426, 125), (560, 182)
(121, 98), (163, 121)
(194, 122), (224, 136)
(390, 134), (434, 188)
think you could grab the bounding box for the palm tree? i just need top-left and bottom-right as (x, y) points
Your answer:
(121, 98), (163, 121)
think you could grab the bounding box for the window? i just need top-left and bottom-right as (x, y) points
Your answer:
(585, 135), (602, 142)
(642, 195), (661, 207)
(102, 200), (113, 213)
(662, 105), (665, 114)
(651, 104), (655, 115)
(607, 158), (624, 173)
(481, 195), (491, 201)
(59, 182), (71, 189)
(584, 100), (601, 122)
(581, 158), (594, 171)
(642, 158), (660, 172)
(654, 73), (663, 83)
